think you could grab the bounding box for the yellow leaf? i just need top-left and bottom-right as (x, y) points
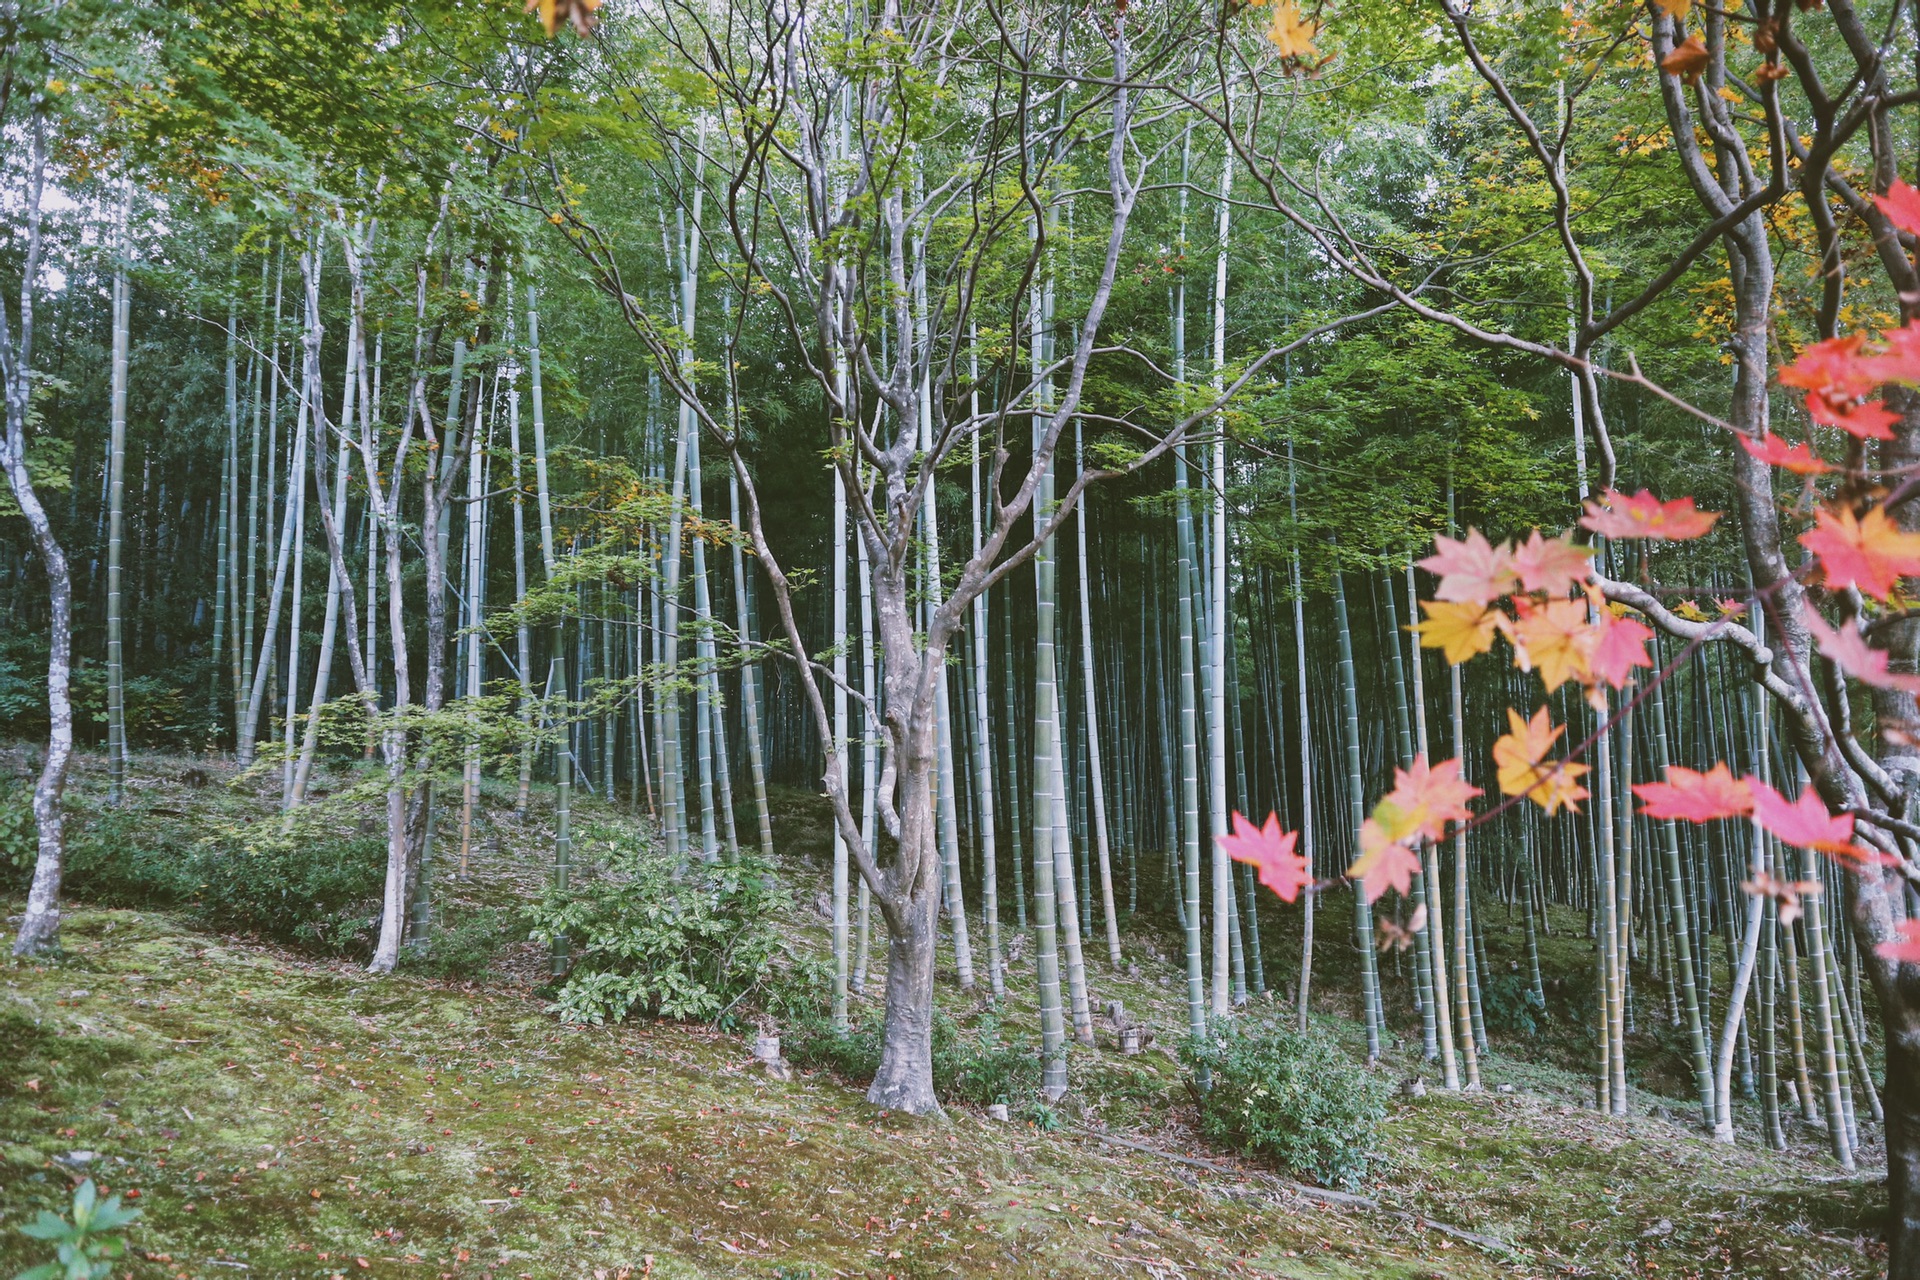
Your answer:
(1415, 600), (1501, 665)
(1652, 0), (1691, 16)
(1510, 597), (1593, 692)
(1267, 0), (1319, 60)
(1492, 707), (1590, 816)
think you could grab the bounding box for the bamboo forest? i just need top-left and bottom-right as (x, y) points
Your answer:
(6, 0), (1920, 1275)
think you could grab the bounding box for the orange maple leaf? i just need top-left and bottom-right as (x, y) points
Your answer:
(1661, 34), (1711, 84)
(1579, 489), (1720, 540)
(1509, 596), (1593, 692)
(1799, 506), (1920, 600)
(1492, 707), (1589, 815)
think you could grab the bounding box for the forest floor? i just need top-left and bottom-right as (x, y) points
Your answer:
(0, 750), (1891, 1279)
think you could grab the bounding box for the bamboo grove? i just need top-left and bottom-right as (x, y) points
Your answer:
(5, 0), (1920, 1268)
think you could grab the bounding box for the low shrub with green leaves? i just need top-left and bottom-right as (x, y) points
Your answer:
(1181, 1022), (1389, 1189)
(785, 1009), (1042, 1108)
(47, 803), (385, 956)
(398, 905), (521, 980)
(526, 849), (788, 1026)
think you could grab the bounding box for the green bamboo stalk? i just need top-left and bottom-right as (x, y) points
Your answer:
(1331, 561), (1382, 1059)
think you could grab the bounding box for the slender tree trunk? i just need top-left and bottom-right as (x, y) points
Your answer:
(1075, 421), (1121, 970)
(105, 202), (130, 802)
(529, 290), (572, 974)
(4, 124), (75, 956)
(1289, 446), (1315, 1032)
(1331, 563), (1382, 1058)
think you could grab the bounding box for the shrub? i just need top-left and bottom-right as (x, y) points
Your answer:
(525, 849), (787, 1026)
(0, 791), (34, 872)
(932, 1014), (1042, 1107)
(1482, 973), (1547, 1038)
(1182, 1022), (1389, 1189)
(785, 1008), (1042, 1108)
(52, 803), (384, 956)
(398, 905), (520, 980)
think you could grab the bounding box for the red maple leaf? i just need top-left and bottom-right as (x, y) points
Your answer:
(1862, 320), (1920, 389)
(1749, 781), (1863, 860)
(1416, 529), (1517, 605)
(1632, 763), (1753, 822)
(1803, 602), (1920, 693)
(1508, 530), (1595, 596)
(1579, 489), (1720, 540)
(1219, 811), (1310, 903)
(1739, 431), (1833, 474)
(1780, 334), (1899, 438)
(1800, 506), (1920, 600)
(1589, 611), (1654, 688)
(1876, 919), (1920, 964)
(1874, 178), (1920, 237)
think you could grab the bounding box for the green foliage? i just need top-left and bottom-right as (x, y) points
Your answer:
(53, 805), (385, 956)
(784, 1010), (1042, 1108)
(931, 1015), (1042, 1108)
(10, 1180), (139, 1280)
(526, 850), (788, 1026)
(1181, 1023), (1389, 1189)
(398, 906), (519, 980)
(0, 795), (34, 873)
(1482, 973), (1547, 1039)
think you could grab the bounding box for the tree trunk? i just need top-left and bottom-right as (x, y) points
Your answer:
(105, 204), (130, 803)
(868, 850), (944, 1116)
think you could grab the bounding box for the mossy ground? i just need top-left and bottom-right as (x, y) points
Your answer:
(0, 751), (1890, 1278)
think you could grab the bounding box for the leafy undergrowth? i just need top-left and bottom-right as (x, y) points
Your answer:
(0, 907), (1885, 1279)
(0, 752), (1890, 1278)
(9, 909), (1496, 1280)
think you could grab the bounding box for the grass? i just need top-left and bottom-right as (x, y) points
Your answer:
(0, 750), (1892, 1278)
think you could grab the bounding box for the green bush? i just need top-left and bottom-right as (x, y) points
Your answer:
(399, 905), (520, 980)
(1482, 973), (1547, 1038)
(0, 792), (35, 872)
(52, 804), (385, 956)
(525, 849), (787, 1026)
(785, 1009), (1041, 1107)
(1181, 1022), (1389, 1189)
(933, 1014), (1042, 1107)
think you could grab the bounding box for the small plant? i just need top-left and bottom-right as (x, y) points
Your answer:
(1482, 973), (1548, 1038)
(0, 794), (34, 873)
(399, 905), (518, 980)
(932, 1014), (1042, 1107)
(1181, 1021), (1389, 1189)
(12, 1179), (140, 1280)
(526, 848), (787, 1026)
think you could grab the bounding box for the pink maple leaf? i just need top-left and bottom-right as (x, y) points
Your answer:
(1508, 530), (1595, 596)
(1579, 489), (1720, 540)
(1349, 821), (1423, 905)
(1862, 321), (1920, 389)
(1416, 529), (1517, 605)
(1876, 919), (1920, 965)
(1632, 763), (1753, 822)
(1382, 755), (1481, 842)
(1749, 780), (1867, 862)
(1803, 602), (1920, 694)
(1740, 432), (1833, 474)
(1589, 612), (1654, 688)
(1874, 178), (1920, 237)
(1219, 811), (1310, 903)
